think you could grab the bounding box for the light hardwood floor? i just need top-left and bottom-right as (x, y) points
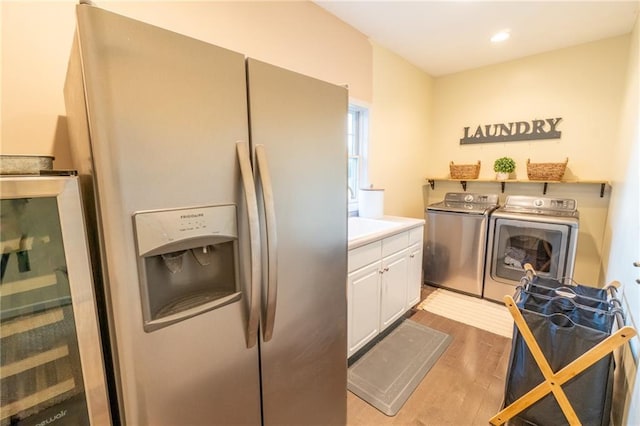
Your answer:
(347, 286), (513, 426)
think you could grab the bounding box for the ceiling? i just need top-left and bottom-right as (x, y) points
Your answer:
(313, 1), (639, 76)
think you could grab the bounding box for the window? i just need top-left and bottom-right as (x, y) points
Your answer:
(348, 104), (369, 212)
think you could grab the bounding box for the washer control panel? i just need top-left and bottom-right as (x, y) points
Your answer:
(443, 192), (499, 205)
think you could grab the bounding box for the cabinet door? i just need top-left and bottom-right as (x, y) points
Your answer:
(347, 262), (381, 357)
(406, 243), (423, 309)
(380, 249), (408, 331)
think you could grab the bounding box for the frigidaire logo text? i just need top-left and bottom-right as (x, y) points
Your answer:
(35, 409), (67, 426)
(181, 213), (204, 219)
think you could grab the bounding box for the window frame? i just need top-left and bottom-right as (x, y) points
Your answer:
(348, 102), (369, 213)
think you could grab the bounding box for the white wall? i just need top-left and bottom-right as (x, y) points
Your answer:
(1, 0), (372, 168)
(369, 42), (433, 219)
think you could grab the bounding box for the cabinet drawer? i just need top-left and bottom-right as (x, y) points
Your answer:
(382, 231), (409, 257)
(409, 226), (424, 246)
(348, 241), (382, 272)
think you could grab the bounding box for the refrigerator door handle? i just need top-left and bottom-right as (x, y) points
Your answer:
(255, 144), (278, 342)
(236, 141), (261, 349)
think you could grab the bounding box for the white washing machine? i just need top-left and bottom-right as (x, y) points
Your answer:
(483, 195), (579, 303)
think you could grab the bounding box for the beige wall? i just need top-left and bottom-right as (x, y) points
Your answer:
(604, 11), (639, 425)
(369, 42), (432, 219)
(1, 1), (77, 162)
(427, 36), (631, 286)
(2, 1), (638, 419)
(429, 35), (629, 181)
(428, 31), (639, 422)
(0, 0), (372, 168)
(0, 3), (3, 136)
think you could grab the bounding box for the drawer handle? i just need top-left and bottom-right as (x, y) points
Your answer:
(634, 261), (640, 267)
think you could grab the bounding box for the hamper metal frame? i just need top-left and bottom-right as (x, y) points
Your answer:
(490, 264), (637, 426)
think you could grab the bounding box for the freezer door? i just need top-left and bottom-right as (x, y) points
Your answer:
(65, 6), (261, 425)
(247, 59), (348, 425)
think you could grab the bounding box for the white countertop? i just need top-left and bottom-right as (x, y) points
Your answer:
(348, 215), (425, 250)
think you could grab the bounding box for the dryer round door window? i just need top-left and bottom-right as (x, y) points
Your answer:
(492, 219), (569, 283)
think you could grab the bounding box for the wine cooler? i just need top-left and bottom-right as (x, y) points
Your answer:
(1, 174), (110, 425)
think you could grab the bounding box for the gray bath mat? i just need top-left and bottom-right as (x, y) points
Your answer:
(347, 319), (451, 416)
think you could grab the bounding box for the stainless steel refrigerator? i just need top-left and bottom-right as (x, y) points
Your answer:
(63, 5), (347, 425)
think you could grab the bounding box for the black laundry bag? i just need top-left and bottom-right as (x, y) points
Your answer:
(518, 291), (616, 333)
(523, 285), (614, 312)
(525, 275), (610, 301)
(503, 287), (615, 426)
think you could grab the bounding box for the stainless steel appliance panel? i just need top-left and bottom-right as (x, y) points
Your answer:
(424, 210), (489, 296)
(0, 176), (110, 425)
(483, 210), (579, 303)
(65, 6), (261, 424)
(247, 58), (348, 425)
(132, 205), (242, 332)
(66, 4), (348, 425)
(492, 219), (570, 282)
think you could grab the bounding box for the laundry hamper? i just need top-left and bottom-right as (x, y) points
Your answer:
(490, 265), (636, 426)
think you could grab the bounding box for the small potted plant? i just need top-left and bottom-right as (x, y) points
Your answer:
(494, 157), (516, 180)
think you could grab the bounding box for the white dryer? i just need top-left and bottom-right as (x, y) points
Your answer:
(483, 195), (579, 303)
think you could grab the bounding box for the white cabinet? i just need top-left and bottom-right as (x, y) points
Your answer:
(347, 240), (382, 357)
(406, 227), (424, 308)
(380, 248), (409, 331)
(347, 224), (424, 358)
(407, 244), (423, 308)
(347, 262), (381, 356)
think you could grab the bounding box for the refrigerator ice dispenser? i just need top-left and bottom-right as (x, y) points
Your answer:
(133, 204), (241, 332)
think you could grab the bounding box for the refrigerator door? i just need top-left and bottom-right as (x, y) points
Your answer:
(65, 6), (261, 425)
(247, 59), (348, 425)
(0, 176), (110, 426)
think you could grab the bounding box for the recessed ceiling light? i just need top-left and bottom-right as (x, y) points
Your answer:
(491, 30), (511, 43)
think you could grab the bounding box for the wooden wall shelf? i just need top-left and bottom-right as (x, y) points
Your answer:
(425, 178), (611, 197)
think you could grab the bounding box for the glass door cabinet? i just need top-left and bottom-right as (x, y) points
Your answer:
(1, 175), (110, 425)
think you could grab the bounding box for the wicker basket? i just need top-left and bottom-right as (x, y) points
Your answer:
(526, 158), (568, 181)
(450, 161), (480, 179)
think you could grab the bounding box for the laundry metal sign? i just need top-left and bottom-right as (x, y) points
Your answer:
(460, 117), (562, 144)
